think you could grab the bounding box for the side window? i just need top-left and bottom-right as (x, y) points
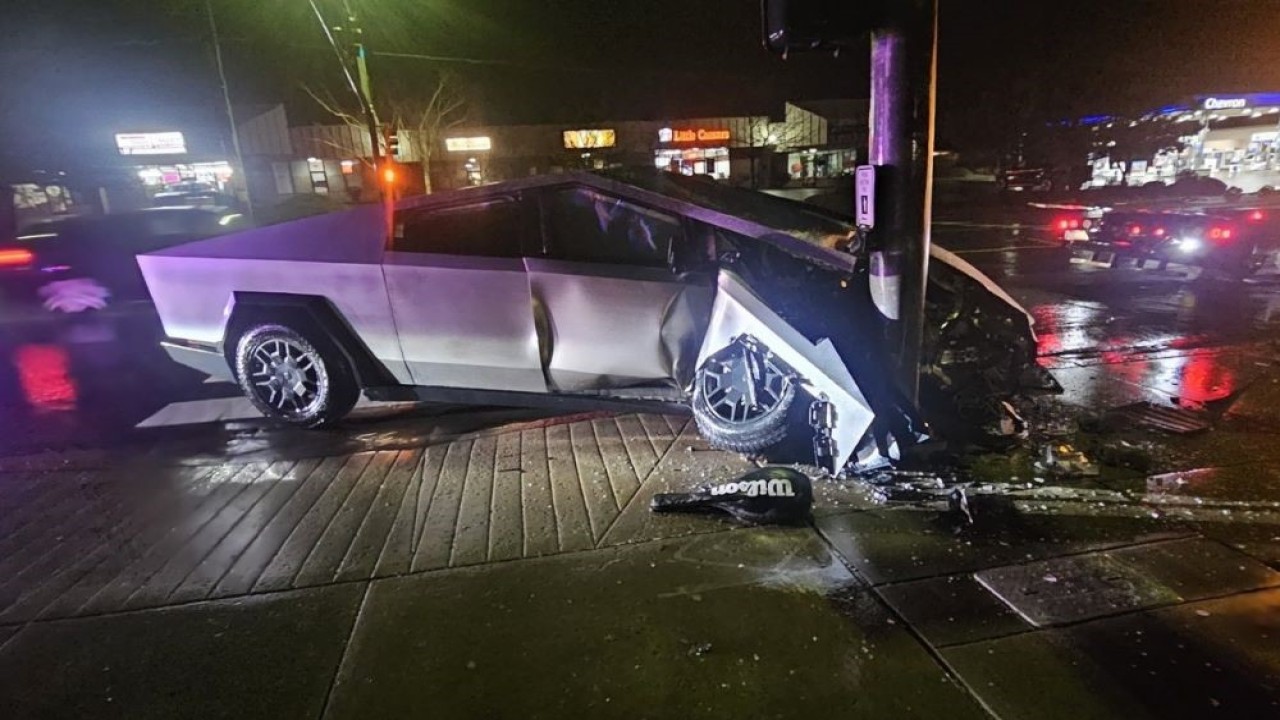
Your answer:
(542, 187), (680, 267)
(394, 200), (523, 257)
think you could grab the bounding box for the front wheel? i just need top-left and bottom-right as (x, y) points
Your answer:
(692, 336), (796, 454)
(234, 323), (359, 427)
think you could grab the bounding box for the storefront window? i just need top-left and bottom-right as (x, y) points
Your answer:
(787, 149), (857, 183)
(653, 147), (729, 179)
(133, 162), (235, 200)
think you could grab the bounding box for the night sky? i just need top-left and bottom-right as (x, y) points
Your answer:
(2, 0), (1278, 168)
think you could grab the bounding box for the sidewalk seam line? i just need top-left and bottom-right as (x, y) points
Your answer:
(2, 525), (740, 627)
(317, 580), (372, 720)
(369, 449), (426, 578)
(596, 417), (687, 548)
(933, 583), (1280, 652)
(333, 452), (401, 582)
(612, 416), (643, 505)
(485, 435), (501, 562)
(411, 441), (460, 571)
(444, 440), (476, 569)
(544, 425), (562, 553)
(590, 419), (623, 513)
(809, 522), (1000, 719)
(866, 531), (1202, 591)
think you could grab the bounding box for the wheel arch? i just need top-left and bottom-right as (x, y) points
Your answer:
(223, 293), (398, 389)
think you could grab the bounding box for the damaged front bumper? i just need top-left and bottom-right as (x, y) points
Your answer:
(696, 271), (901, 474)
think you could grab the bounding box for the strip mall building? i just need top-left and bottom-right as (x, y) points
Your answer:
(7, 98), (868, 227)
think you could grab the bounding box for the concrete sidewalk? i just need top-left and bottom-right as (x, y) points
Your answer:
(1, 409), (1279, 718)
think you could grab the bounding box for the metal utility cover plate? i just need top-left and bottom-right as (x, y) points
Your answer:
(973, 552), (1181, 627)
(1108, 401), (1211, 434)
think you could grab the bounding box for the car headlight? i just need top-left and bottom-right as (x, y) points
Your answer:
(1176, 237), (1202, 253)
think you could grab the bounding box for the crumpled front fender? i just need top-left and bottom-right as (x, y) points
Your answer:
(695, 271), (887, 471)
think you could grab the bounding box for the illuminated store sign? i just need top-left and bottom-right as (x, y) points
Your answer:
(659, 128), (732, 144)
(116, 132), (187, 155)
(445, 136), (492, 152)
(1203, 97), (1248, 111)
(563, 129), (617, 149)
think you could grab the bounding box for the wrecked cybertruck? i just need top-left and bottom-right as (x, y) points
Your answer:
(138, 170), (1058, 475)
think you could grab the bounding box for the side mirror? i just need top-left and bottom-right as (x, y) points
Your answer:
(761, 0), (882, 55)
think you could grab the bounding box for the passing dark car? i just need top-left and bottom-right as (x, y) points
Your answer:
(999, 167), (1058, 193)
(1065, 206), (1277, 277)
(0, 206), (249, 303)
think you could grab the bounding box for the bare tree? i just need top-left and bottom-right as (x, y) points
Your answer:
(307, 72), (469, 195)
(303, 86), (375, 161)
(386, 73), (469, 195)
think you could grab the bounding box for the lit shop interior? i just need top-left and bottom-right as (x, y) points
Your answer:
(116, 132), (236, 199)
(653, 127), (732, 179)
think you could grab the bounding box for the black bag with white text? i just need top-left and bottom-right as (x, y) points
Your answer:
(650, 467), (813, 525)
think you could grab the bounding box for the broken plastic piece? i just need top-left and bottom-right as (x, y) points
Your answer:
(650, 467), (813, 525)
(948, 487), (973, 525)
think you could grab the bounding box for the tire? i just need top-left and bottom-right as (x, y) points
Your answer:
(1215, 243), (1263, 281)
(234, 322), (359, 427)
(692, 337), (796, 454)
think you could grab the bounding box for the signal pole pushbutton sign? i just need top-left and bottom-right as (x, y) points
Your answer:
(855, 165), (876, 229)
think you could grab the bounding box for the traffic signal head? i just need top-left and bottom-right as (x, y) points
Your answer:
(387, 132), (400, 157)
(762, 0), (885, 54)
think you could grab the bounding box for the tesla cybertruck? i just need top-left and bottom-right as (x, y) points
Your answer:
(138, 170), (1058, 475)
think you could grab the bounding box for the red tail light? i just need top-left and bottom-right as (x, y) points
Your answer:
(1154, 227), (1166, 237)
(0, 248), (34, 268)
(1209, 226), (1234, 241)
(1057, 219), (1069, 231)
(1249, 210), (1266, 222)
(1129, 224), (1143, 236)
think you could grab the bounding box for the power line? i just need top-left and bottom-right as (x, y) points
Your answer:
(369, 48), (795, 81)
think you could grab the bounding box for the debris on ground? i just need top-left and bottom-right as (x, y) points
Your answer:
(1097, 441), (1155, 472)
(948, 487), (974, 525)
(686, 642), (713, 658)
(650, 466), (813, 525)
(1035, 443), (1099, 478)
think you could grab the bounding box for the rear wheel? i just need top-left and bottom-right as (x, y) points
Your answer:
(234, 323), (358, 427)
(1216, 243), (1264, 281)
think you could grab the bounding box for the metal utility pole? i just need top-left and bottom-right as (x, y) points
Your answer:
(307, 0), (382, 175)
(205, 0), (254, 221)
(868, 0), (938, 402)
